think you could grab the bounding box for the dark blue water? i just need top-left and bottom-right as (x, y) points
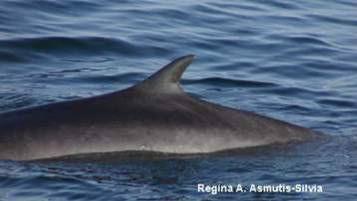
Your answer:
(0, 0), (357, 200)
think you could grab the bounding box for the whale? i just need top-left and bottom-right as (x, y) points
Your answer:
(0, 55), (318, 161)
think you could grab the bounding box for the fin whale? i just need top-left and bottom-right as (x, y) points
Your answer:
(0, 55), (318, 161)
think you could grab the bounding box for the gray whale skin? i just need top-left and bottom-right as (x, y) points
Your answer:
(0, 55), (318, 161)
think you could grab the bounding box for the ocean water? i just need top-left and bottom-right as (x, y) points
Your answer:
(0, 0), (356, 200)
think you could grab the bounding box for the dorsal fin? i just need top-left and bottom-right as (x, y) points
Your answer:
(134, 55), (195, 94)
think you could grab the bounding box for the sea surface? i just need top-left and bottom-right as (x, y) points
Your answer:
(0, 0), (356, 200)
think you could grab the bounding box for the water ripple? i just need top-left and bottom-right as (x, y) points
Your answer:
(184, 77), (278, 88)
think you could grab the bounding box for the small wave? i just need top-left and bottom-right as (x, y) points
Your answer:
(0, 36), (130, 54)
(307, 14), (357, 27)
(209, 2), (266, 12)
(262, 86), (330, 97)
(0, 50), (28, 63)
(184, 77), (278, 88)
(0, 36), (169, 58)
(0, 93), (40, 112)
(282, 104), (313, 113)
(317, 99), (357, 108)
(268, 34), (335, 48)
(262, 0), (302, 10)
(75, 73), (145, 84)
(286, 36), (333, 47)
